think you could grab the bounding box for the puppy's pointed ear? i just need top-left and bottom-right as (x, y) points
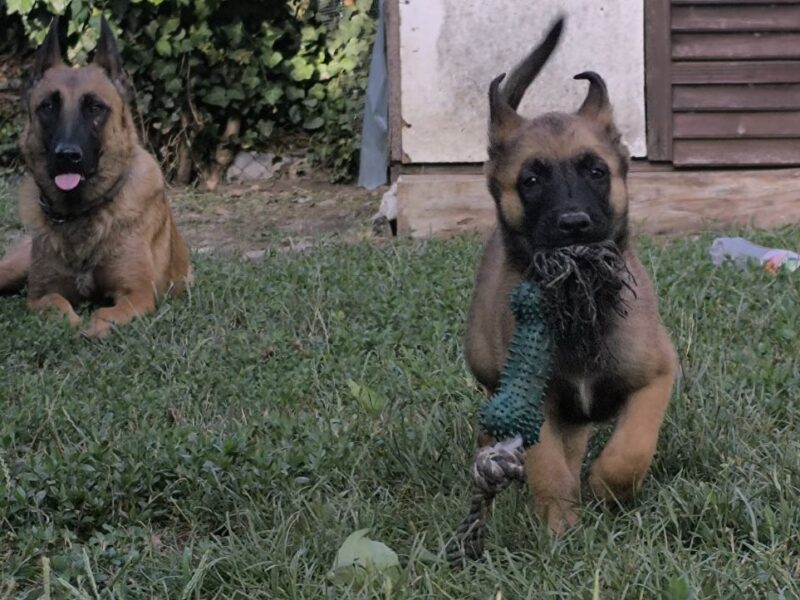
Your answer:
(94, 17), (131, 99)
(25, 17), (64, 100)
(488, 73), (524, 145)
(574, 71), (613, 128)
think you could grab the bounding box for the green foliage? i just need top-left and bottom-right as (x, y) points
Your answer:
(0, 0), (376, 182)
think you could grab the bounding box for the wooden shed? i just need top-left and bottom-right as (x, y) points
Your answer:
(649, 0), (800, 166)
(388, 0), (800, 238)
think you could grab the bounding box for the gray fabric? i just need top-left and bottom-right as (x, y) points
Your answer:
(357, 0), (389, 190)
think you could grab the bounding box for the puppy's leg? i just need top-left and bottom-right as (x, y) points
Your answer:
(525, 419), (584, 534)
(589, 370), (675, 501)
(29, 293), (81, 328)
(85, 287), (155, 338)
(0, 236), (32, 293)
(562, 424), (592, 484)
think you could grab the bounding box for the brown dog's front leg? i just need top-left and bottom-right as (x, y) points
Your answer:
(0, 236), (32, 293)
(29, 292), (81, 328)
(589, 369), (675, 501)
(85, 288), (155, 338)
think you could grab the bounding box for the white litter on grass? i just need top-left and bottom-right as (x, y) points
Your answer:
(372, 181), (398, 223)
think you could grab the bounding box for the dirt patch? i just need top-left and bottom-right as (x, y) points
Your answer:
(171, 176), (388, 256)
(0, 174), (391, 255)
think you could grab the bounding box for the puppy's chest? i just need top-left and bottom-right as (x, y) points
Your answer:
(550, 368), (633, 424)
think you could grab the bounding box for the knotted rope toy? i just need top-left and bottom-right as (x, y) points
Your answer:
(446, 241), (633, 567)
(446, 280), (551, 567)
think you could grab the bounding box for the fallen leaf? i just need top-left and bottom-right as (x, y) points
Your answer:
(328, 529), (400, 588)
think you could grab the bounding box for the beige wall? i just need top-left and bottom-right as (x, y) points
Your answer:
(399, 0), (646, 163)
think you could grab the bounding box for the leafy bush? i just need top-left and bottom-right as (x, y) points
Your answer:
(0, 0), (376, 182)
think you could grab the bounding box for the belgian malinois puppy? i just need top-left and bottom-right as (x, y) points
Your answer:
(466, 18), (677, 533)
(0, 18), (190, 337)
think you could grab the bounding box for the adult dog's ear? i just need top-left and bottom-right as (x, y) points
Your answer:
(24, 17), (64, 102)
(94, 17), (132, 100)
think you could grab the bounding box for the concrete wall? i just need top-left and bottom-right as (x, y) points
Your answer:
(398, 0), (646, 163)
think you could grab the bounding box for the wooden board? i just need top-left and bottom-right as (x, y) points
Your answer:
(386, 0), (403, 167)
(673, 33), (800, 60)
(674, 111), (800, 137)
(397, 169), (800, 238)
(673, 139), (800, 165)
(672, 5), (800, 31)
(673, 84), (800, 110)
(673, 60), (800, 84)
(646, 0), (673, 160)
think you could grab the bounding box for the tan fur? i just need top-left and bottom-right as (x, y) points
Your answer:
(0, 57), (190, 337)
(466, 35), (676, 531)
(0, 236), (32, 293)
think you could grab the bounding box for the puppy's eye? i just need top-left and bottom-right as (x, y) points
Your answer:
(589, 166), (607, 180)
(522, 175), (539, 188)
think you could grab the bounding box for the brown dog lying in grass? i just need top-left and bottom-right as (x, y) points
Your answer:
(0, 18), (190, 338)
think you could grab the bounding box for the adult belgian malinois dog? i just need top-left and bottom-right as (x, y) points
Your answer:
(466, 19), (677, 533)
(0, 18), (190, 337)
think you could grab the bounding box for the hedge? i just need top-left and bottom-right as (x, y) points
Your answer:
(0, 0), (377, 183)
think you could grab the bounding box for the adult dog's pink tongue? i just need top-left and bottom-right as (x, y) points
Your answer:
(54, 174), (82, 191)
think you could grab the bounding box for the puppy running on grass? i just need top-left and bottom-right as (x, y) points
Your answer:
(466, 18), (677, 533)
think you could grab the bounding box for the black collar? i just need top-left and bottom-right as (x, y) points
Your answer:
(37, 174), (125, 225)
(38, 194), (113, 225)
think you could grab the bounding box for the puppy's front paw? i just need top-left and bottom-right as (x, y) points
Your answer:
(588, 456), (645, 502)
(537, 498), (580, 535)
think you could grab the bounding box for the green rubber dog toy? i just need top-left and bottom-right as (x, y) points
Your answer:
(479, 280), (551, 447)
(447, 280), (553, 567)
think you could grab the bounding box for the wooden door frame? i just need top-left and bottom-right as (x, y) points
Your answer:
(386, 0), (404, 178)
(645, 0), (673, 161)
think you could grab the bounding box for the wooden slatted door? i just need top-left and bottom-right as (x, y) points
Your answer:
(646, 0), (800, 166)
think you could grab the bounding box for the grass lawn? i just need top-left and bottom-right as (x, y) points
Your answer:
(1, 180), (799, 598)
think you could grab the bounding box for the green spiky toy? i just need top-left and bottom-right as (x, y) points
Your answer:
(479, 281), (551, 447)
(447, 280), (552, 567)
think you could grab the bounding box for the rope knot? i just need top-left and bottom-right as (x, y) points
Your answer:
(470, 438), (525, 494)
(446, 437), (525, 568)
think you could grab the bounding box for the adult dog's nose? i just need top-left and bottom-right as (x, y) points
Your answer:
(557, 211), (592, 233)
(55, 143), (83, 164)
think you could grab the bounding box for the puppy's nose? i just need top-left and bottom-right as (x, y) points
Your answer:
(557, 211), (592, 233)
(55, 143), (83, 164)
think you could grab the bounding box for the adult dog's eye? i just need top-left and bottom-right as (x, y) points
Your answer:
(85, 99), (108, 116)
(522, 175), (539, 188)
(37, 100), (55, 115)
(36, 93), (60, 116)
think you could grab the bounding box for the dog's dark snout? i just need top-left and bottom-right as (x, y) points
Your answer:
(55, 143), (83, 165)
(557, 211), (592, 233)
